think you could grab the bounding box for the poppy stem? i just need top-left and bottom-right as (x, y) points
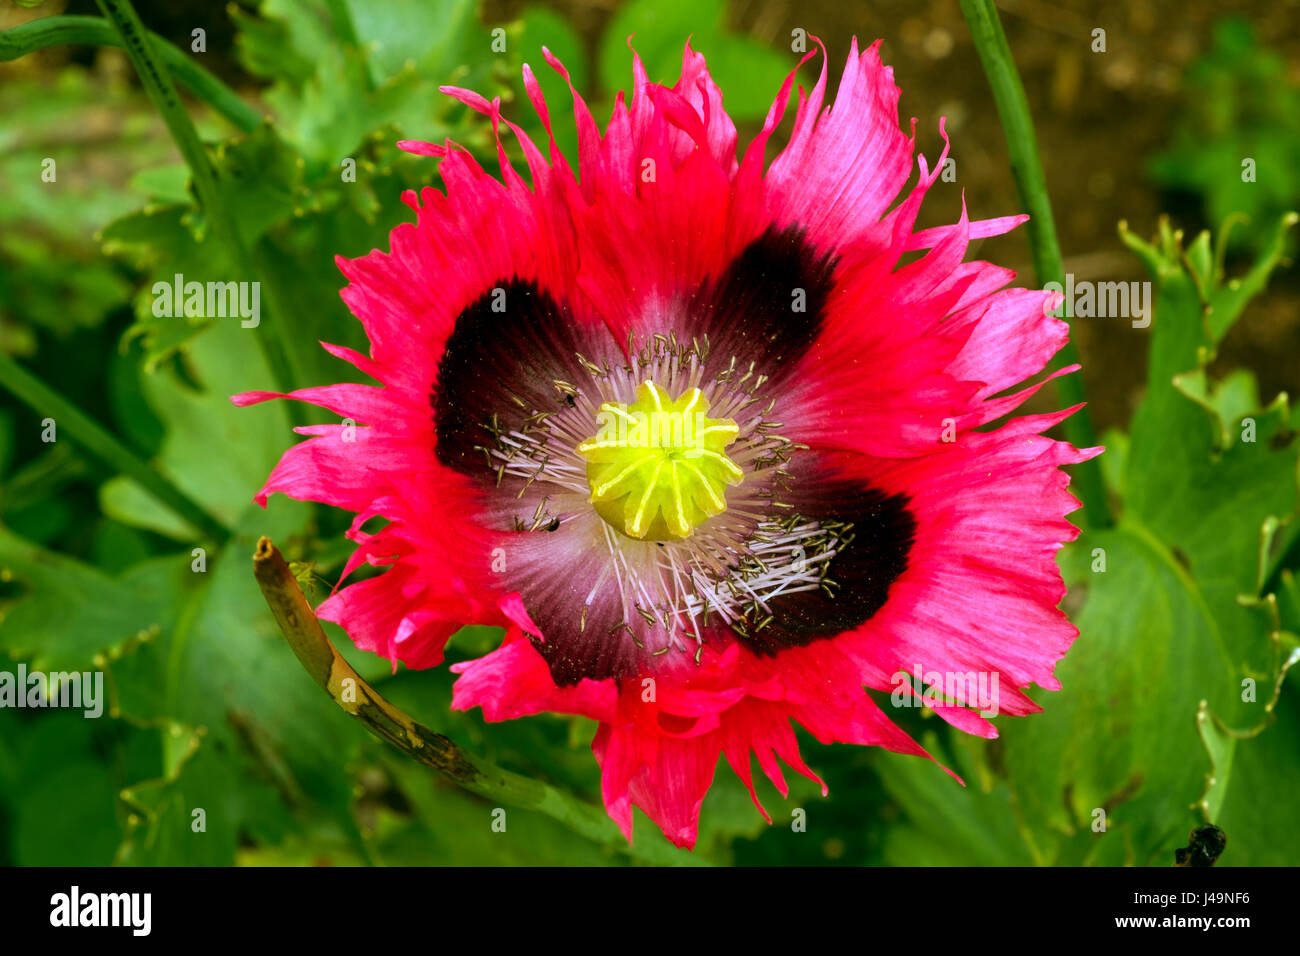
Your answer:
(0, 351), (232, 545)
(0, 15), (262, 133)
(252, 536), (704, 866)
(93, 0), (308, 418)
(959, 0), (1113, 529)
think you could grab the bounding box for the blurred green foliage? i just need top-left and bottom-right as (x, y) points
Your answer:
(0, 0), (1296, 866)
(0, 68), (153, 355)
(1149, 16), (1300, 253)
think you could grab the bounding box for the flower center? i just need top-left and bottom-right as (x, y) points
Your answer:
(577, 381), (742, 540)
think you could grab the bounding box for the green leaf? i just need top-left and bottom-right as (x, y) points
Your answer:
(0, 527), (186, 673)
(1098, 426), (1128, 497)
(8, 712), (122, 865)
(997, 527), (1244, 863)
(987, 217), (1300, 864)
(101, 204), (232, 366)
(232, 0), (505, 172)
(99, 315), (294, 540)
(116, 722), (240, 866)
(210, 124), (306, 247)
(878, 733), (1036, 866)
(104, 500), (371, 866)
(128, 163), (192, 205)
(361, 750), (620, 865)
(1194, 656), (1300, 864)
(1174, 367), (1261, 449)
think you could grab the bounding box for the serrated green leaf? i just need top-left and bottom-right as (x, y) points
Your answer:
(0, 529), (186, 673)
(997, 527), (1244, 863)
(100, 316), (294, 539)
(104, 500), (370, 866)
(1194, 657), (1300, 864)
(991, 218), (1299, 865)
(232, 0), (503, 171)
(116, 722), (240, 866)
(211, 124), (305, 245)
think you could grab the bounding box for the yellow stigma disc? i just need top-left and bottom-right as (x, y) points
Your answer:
(577, 381), (742, 540)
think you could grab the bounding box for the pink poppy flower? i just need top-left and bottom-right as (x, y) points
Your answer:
(236, 37), (1099, 849)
